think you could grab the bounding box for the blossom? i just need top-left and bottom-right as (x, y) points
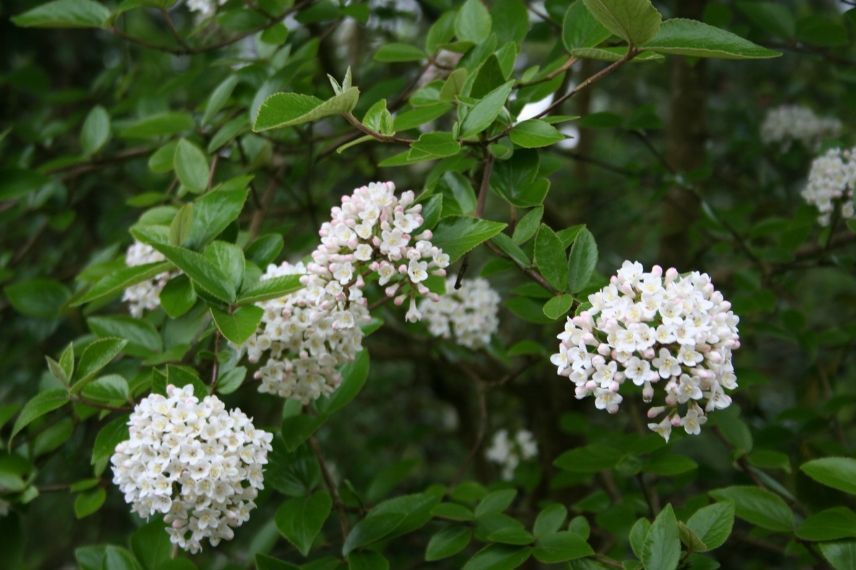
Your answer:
(551, 261), (741, 440)
(110, 385), (273, 553)
(186, 0), (226, 17)
(802, 147), (856, 226)
(760, 105), (841, 148)
(419, 277), (501, 349)
(485, 429), (538, 480)
(122, 241), (172, 318)
(241, 182), (450, 403)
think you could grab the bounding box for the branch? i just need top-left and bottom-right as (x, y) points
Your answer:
(343, 112), (414, 145)
(308, 435), (350, 540)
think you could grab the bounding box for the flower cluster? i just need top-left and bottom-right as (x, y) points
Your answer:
(802, 147), (856, 226)
(419, 277), (500, 349)
(551, 261), (740, 441)
(186, 0), (225, 17)
(243, 261), (369, 403)
(242, 181), (450, 403)
(485, 429), (538, 480)
(760, 105), (841, 148)
(123, 241), (171, 318)
(111, 385), (273, 554)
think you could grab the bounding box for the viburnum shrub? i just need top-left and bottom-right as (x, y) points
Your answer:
(2, 0), (856, 569)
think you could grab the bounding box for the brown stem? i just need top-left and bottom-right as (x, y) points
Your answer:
(343, 112), (414, 145)
(309, 435), (350, 540)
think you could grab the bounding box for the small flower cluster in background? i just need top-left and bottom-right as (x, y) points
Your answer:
(419, 277), (500, 349)
(111, 385), (273, 553)
(760, 104), (841, 149)
(242, 181), (450, 403)
(123, 241), (172, 318)
(485, 429), (538, 480)
(802, 146), (856, 226)
(552, 261), (740, 441)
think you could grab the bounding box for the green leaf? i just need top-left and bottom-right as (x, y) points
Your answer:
(275, 491), (332, 556)
(173, 139), (209, 193)
(208, 116), (250, 152)
(216, 366), (246, 395)
(641, 504), (680, 570)
(509, 120), (565, 148)
(492, 0), (528, 43)
(91, 415), (129, 475)
(492, 233), (530, 267)
(431, 217), (507, 262)
(801, 457), (856, 496)
(460, 81), (514, 139)
(562, 0), (611, 51)
(347, 551), (389, 570)
(74, 488), (106, 518)
(10, 389), (68, 443)
(210, 306), (264, 345)
(534, 225), (567, 291)
(533, 531), (593, 563)
(819, 541), (856, 570)
(512, 207), (543, 244)
(554, 444), (623, 472)
(0, 168), (51, 201)
(4, 278), (70, 318)
(411, 132), (462, 159)
(59, 342), (75, 381)
(374, 43), (426, 62)
(254, 88), (360, 132)
(455, 0), (492, 43)
(119, 112), (195, 139)
(160, 275), (196, 318)
(246, 234), (284, 267)
(82, 375), (130, 405)
(534, 504), (567, 538)
(237, 275), (303, 305)
(81, 105), (111, 156)
(88, 315), (162, 357)
(462, 544), (531, 570)
(797, 507), (856, 542)
(475, 489), (517, 516)
(629, 518), (651, 559)
(582, 0), (661, 45)
(543, 294), (574, 319)
(643, 19), (782, 59)
(12, 0), (110, 28)
(317, 350), (370, 416)
(75, 337), (128, 387)
(394, 103), (453, 132)
(566, 228), (597, 293)
(708, 486), (794, 532)
(148, 242), (236, 303)
(686, 502), (734, 551)
(426, 526), (472, 561)
(73, 261), (171, 306)
(203, 76), (239, 125)
(343, 491), (440, 555)
(186, 185), (249, 248)
(131, 520), (172, 570)
(362, 99), (395, 136)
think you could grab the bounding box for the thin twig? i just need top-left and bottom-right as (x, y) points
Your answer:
(309, 435), (350, 540)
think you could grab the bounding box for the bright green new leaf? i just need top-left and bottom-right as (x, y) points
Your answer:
(81, 106), (110, 156)
(582, 0), (662, 45)
(12, 0), (110, 28)
(210, 305), (264, 345)
(431, 217), (507, 262)
(801, 457), (856, 496)
(254, 88), (360, 131)
(509, 120), (565, 148)
(455, 0), (492, 43)
(460, 81), (514, 139)
(643, 19), (782, 59)
(641, 504), (680, 570)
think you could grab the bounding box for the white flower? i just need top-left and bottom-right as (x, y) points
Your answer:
(186, 0), (226, 17)
(760, 105), (841, 148)
(552, 261), (740, 440)
(122, 241), (172, 318)
(802, 147), (856, 226)
(485, 429), (538, 481)
(111, 385), (273, 554)
(419, 277), (501, 349)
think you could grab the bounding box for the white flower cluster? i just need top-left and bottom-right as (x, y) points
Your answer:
(123, 241), (171, 318)
(242, 181), (450, 403)
(760, 105), (842, 148)
(802, 146), (856, 226)
(186, 0), (225, 17)
(551, 261), (740, 442)
(111, 385), (273, 554)
(485, 429), (538, 480)
(419, 277), (500, 349)
(243, 261), (369, 403)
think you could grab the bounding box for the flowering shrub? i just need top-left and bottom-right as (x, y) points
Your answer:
(2, 0), (856, 569)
